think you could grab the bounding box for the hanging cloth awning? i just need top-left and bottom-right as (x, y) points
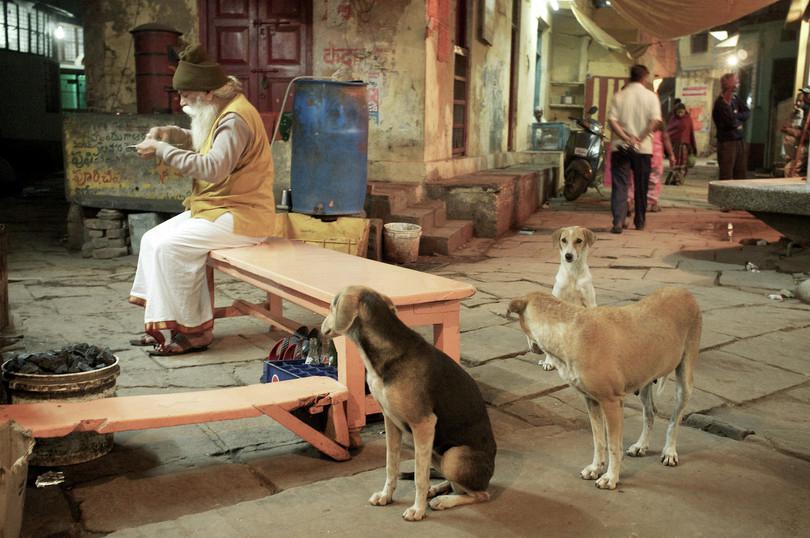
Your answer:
(570, 4), (626, 52)
(608, 0), (780, 40)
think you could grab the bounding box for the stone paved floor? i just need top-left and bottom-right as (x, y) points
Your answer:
(3, 165), (810, 537)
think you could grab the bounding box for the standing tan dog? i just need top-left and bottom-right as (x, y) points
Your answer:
(321, 286), (496, 521)
(539, 226), (598, 371)
(507, 287), (701, 490)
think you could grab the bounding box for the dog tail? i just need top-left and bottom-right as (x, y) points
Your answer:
(506, 297), (528, 318)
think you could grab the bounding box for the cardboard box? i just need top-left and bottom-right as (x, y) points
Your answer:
(1, 420), (34, 538)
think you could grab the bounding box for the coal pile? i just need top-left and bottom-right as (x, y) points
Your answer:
(3, 344), (117, 375)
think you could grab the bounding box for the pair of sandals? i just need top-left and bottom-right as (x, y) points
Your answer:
(129, 332), (211, 356)
(268, 326), (337, 367)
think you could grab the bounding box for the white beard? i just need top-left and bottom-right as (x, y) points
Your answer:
(184, 101), (220, 152)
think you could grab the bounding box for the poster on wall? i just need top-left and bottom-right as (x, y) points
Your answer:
(478, 0), (496, 45)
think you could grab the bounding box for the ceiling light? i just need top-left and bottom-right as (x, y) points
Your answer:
(54, 25), (65, 40)
(709, 31), (728, 41)
(726, 56), (738, 67)
(549, 0), (560, 11)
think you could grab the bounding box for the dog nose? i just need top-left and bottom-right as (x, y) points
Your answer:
(565, 253), (574, 262)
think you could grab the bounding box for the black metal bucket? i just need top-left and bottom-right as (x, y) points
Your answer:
(1, 357), (120, 466)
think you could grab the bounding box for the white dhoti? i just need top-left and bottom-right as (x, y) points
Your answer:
(129, 211), (263, 335)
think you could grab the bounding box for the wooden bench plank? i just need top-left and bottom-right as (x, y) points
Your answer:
(0, 377), (346, 438)
(208, 239), (476, 306)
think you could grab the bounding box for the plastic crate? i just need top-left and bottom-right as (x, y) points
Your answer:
(260, 359), (338, 383)
(532, 122), (570, 151)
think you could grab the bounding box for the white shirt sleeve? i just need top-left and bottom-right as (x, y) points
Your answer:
(154, 113), (252, 184)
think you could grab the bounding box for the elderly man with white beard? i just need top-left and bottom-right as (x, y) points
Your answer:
(129, 44), (276, 356)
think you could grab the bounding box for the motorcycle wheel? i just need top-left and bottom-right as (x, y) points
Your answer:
(563, 171), (590, 201)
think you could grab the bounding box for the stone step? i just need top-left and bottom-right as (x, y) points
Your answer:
(390, 206), (440, 234)
(420, 219), (474, 256)
(367, 181), (423, 215)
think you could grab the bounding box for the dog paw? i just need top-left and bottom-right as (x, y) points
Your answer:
(661, 449), (679, 466)
(626, 443), (648, 457)
(402, 505), (427, 521)
(369, 490), (393, 506)
(595, 474), (618, 490)
(541, 361), (556, 371)
(580, 464), (603, 480)
(429, 495), (453, 511)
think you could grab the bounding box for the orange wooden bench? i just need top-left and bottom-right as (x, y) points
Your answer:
(207, 238), (476, 446)
(0, 239), (474, 461)
(0, 377), (351, 461)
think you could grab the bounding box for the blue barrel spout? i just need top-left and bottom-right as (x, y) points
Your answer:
(290, 80), (369, 216)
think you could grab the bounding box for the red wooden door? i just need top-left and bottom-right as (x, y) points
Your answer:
(201, 0), (311, 133)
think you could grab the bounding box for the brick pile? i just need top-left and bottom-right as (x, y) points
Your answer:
(81, 209), (130, 259)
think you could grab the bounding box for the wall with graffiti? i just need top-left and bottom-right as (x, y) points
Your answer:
(64, 113), (190, 212)
(311, 0), (426, 181)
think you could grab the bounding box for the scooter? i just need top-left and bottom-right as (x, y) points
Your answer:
(563, 105), (605, 201)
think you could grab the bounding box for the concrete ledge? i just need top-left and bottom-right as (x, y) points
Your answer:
(708, 178), (810, 242)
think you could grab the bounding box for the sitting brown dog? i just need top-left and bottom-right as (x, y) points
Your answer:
(507, 287), (701, 490)
(321, 285), (496, 521)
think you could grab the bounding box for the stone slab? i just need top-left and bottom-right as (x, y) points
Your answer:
(200, 416), (302, 454)
(245, 436), (387, 492)
(719, 270), (797, 291)
(467, 356), (567, 406)
(149, 334), (267, 369)
(474, 280), (547, 300)
(502, 386), (590, 430)
(720, 327), (810, 375)
(116, 363), (238, 393)
(699, 328), (738, 350)
(460, 325), (530, 365)
(644, 268), (717, 286)
(461, 305), (510, 332)
(706, 384), (810, 461)
(107, 425), (810, 538)
(702, 304), (810, 338)
(693, 349), (806, 404)
(73, 463), (274, 533)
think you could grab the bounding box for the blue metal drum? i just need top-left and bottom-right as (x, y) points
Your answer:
(290, 80), (369, 216)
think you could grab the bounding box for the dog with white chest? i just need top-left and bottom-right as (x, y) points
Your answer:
(539, 226), (597, 371)
(508, 287), (702, 490)
(321, 285), (496, 521)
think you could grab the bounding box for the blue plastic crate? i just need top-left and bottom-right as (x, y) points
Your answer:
(532, 122), (570, 151)
(261, 359), (338, 383)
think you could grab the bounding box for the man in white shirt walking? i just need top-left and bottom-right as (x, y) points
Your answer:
(607, 64), (662, 233)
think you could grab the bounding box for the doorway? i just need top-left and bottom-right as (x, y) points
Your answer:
(199, 0), (313, 135)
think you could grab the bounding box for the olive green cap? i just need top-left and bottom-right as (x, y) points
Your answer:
(172, 44), (228, 91)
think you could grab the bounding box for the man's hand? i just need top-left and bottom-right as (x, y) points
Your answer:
(146, 126), (172, 142)
(134, 138), (160, 159)
(669, 156), (677, 169)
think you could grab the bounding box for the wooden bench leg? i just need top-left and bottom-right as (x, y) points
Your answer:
(433, 307), (462, 363)
(334, 335), (366, 448)
(266, 293), (283, 320)
(258, 403), (351, 461)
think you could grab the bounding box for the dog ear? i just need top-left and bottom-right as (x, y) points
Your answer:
(380, 292), (397, 314)
(551, 228), (563, 246)
(332, 290), (361, 333)
(506, 297), (528, 318)
(584, 228), (596, 247)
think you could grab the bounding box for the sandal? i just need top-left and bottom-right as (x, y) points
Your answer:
(129, 334), (158, 347)
(267, 326), (309, 361)
(148, 333), (211, 357)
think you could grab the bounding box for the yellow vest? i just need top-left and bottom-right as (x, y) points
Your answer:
(183, 94), (275, 237)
